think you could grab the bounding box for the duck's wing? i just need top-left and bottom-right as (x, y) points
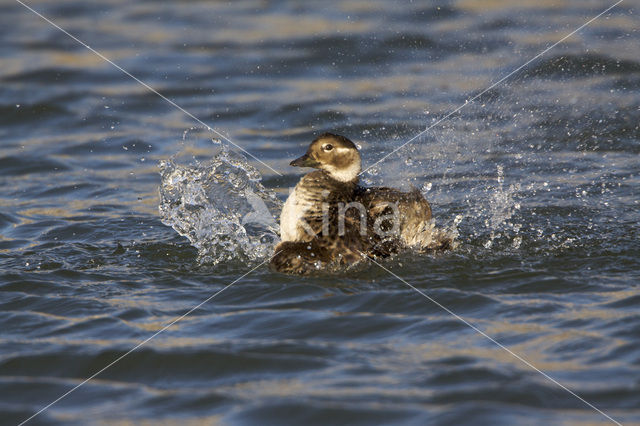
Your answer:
(355, 186), (432, 222)
(355, 186), (436, 252)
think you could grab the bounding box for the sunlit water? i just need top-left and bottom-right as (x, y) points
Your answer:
(1, 1), (639, 425)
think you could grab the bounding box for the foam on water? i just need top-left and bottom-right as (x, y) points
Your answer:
(158, 142), (281, 264)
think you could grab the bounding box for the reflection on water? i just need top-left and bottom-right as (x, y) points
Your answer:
(1, 0), (639, 425)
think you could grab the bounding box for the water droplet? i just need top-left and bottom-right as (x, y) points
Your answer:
(512, 236), (522, 249)
(496, 165), (504, 184)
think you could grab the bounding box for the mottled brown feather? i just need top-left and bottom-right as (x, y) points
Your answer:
(271, 133), (445, 275)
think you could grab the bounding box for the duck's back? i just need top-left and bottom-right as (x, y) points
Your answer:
(355, 186), (434, 249)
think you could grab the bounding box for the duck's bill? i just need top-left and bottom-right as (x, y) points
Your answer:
(290, 154), (320, 168)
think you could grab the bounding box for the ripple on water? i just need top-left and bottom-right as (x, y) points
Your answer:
(0, 102), (71, 126)
(1, 1), (639, 424)
(526, 54), (640, 79)
(0, 155), (70, 177)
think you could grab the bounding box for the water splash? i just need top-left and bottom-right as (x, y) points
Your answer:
(159, 140), (458, 267)
(158, 143), (281, 265)
(483, 165), (522, 248)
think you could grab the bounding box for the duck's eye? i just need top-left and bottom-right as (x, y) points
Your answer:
(323, 144), (333, 151)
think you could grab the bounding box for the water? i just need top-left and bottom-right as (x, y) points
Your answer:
(158, 142), (281, 265)
(1, 1), (639, 424)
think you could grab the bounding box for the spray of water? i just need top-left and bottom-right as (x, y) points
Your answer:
(159, 141), (281, 265)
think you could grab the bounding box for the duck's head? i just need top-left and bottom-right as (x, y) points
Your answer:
(290, 133), (361, 182)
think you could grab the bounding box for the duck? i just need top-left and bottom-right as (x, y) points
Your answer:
(270, 132), (448, 275)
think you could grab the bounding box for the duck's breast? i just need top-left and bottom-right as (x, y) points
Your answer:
(280, 184), (317, 242)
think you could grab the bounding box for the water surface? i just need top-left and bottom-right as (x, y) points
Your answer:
(1, 1), (639, 425)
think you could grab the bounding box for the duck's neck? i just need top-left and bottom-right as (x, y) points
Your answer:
(296, 170), (357, 203)
(320, 171), (358, 199)
(323, 158), (361, 183)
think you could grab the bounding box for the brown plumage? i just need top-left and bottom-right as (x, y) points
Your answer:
(271, 169), (371, 274)
(271, 133), (445, 275)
